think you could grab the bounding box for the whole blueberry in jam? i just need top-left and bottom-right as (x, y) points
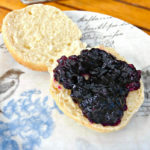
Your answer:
(53, 48), (141, 126)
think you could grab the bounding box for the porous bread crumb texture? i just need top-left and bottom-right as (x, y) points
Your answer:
(2, 4), (85, 71)
(49, 47), (144, 133)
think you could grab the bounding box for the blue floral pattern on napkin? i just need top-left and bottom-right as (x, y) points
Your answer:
(0, 89), (62, 150)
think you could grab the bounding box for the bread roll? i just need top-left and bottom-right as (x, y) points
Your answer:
(49, 46), (144, 133)
(2, 4), (85, 71)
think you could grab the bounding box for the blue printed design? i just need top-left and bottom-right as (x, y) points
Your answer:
(0, 89), (63, 150)
(51, 100), (63, 115)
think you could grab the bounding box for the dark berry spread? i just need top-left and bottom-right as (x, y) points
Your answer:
(53, 48), (141, 126)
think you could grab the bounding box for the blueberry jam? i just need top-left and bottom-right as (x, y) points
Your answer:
(53, 48), (141, 126)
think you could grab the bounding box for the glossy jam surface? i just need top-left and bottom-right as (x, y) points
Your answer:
(53, 48), (141, 126)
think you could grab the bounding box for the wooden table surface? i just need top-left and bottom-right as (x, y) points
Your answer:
(0, 0), (150, 35)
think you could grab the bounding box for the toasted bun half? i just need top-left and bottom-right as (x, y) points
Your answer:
(49, 46), (144, 133)
(2, 4), (85, 71)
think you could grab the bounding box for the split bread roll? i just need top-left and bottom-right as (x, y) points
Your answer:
(2, 4), (85, 71)
(49, 46), (144, 133)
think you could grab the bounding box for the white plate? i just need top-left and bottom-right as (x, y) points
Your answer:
(0, 11), (150, 150)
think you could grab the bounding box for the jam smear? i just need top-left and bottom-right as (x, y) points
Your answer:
(53, 48), (141, 126)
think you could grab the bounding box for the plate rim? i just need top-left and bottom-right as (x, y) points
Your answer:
(64, 10), (150, 38)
